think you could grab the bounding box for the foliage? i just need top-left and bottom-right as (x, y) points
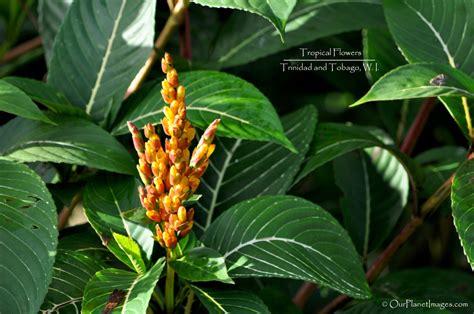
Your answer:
(0, 0), (473, 313)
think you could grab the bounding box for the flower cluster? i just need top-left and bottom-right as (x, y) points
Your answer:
(128, 53), (220, 248)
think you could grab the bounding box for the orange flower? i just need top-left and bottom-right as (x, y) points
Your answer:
(128, 53), (220, 248)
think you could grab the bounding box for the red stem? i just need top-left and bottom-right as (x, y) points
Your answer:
(293, 283), (317, 309)
(400, 98), (436, 155)
(179, 9), (192, 60)
(0, 36), (42, 64)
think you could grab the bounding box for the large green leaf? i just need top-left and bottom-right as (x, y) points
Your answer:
(192, 285), (270, 314)
(384, 0), (474, 138)
(38, 0), (73, 65)
(193, 105), (317, 232)
(452, 158), (474, 269)
(112, 71), (295, 151)
(352, 63), (474, 106)
(0, 79), (54, 124)
(334, 147), (409, 256)
(0, 160), (58, 313)
(192, 0), (296, 40)
(40, 250), (106, 313)
(171, 247), (234, 284)
(3, 76), (88, 118)
(0, 116), (135, 175)
(203, 195), (372, 299)
(83, 174), (154, 271)
(344, 268), (474, 313)
(112, 232), (147, 275)
(205, 0), (385, 68)
(47, 0), (156, 126)
(295, 123), (386, 183)
(82, 258), (165, 314)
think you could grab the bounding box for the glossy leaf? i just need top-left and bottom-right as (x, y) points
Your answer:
(171, 247), (234, 284)
(3, 76), (88, 118)
(295, 123), (386, 183)
(48, 0), (156, 125)
(192, 0), (296, 40)
(334, 147), (409, 256)
(0, 160), (58, 313)
(203, 195), (372, 299)
(352, 63), (474, 106)
(0, 116), (135, 175)
(40, 250), (106, 313)
(38, 0), (73, 64)
(194, 105), (317, 231)
(112, 71), (295, 151)
(192, 285), (270, 314)
(384, 0), (474, 137)
(0, 79), (54, 124)
(112, 233), (147, 275)
(451, 158), (474, 269)
(83, 174), (154, 271)
(82, 258), (165, 313)
(206, 0), (385, 68)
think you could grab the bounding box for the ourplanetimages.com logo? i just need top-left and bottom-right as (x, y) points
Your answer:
(280, 47), (379, 74)
(380, 299), (470, 311)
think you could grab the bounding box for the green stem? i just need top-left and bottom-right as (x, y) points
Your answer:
(165, 249), (175, 314)
(153, 289), (165, 311)
(184, 291), (194, 314)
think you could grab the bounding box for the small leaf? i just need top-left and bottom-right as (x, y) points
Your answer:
(0, 79), (54, 124)
(82, 258), (165, 313)
(40, 250), (106, 313)
(0, 116), (135, 175)
(203, 195), (372, 299)
(112, 232), (147, 275)
(351, 63), (474, 106)
(182, 194), (202, 206)
(48, 0), (156, 125)
(192, 0), (297, 41)
(84, 174), (154, 271)
(192, 285), (270, 314)
(452, 158), (474, 269)
(3, 76), (88, 118)
(112, 71), (295, 152)
(0, 160), (58, 313)
(171, 247), (234, 284)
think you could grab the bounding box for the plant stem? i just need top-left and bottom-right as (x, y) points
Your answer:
(125, 0), (190, 98)
(0, 36), (42, 64)
(57, 193), (83, 231)
(153, 290), (165, 311)
(461, 96), (474, 140)
(184, 291), (194, 314)
(293, 282), (317, 309)
(165, 249), (175, 314)
(400, 97), (436, 155)
(179, 10), (192, 60)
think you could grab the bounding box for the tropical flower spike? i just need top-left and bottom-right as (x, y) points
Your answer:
(128, 53), (220, 248)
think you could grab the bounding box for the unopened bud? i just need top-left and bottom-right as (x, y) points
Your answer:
(177, 206), (186, 223)
(177, 86), (185, 101)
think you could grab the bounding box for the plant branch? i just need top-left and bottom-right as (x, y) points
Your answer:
(125, 0), (190, 98)
(293, 282), (317, 309)
(461, 96), (474, 141)
(184, 291), (194, 314)
(0, 36), (42, 64)
(57, 193), (82, 231)
(179, 9), (192, 60)
(400, 97), (436, 155)
(165, 249), (176, 314)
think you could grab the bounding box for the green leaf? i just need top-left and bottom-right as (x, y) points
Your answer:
(334, 147), (409, 256)
(112, 71), (295, 152)
(384, 0), (474, 138)
(0, 160), (58, 313)
(344, 268), (474, 313)
(82, 258), (165, 314)
(0, 79), (54, 124)
(0, 116), (135, 175)
(171, 247), (234, 284)
(47, 0), (156, 126)
(112, 233), (147, 275)
(362, 28), (406, 83)
(351, 63), (474, 106)
(3, 76), (88, 118)
(38, 0), (73, 65)
(295, 123), (386, 183)
(206, 0), (385, 68)
(191, 285), (270, 314)
(192, 0), (296, 41)
(203, 195), (372, 299)
(452, 158), (474, 269)
(193, 105), (317, 232)
(40, 250), (106, 313)
(83, 174), (154, 271)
